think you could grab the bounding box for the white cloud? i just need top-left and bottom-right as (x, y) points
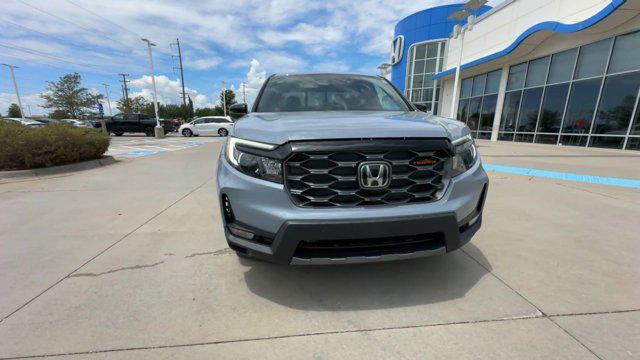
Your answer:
(0, 92), (46, 117)
(229, 59), (266, 108)
(129, 75), (212, 108)
(186, 57), (223, 70)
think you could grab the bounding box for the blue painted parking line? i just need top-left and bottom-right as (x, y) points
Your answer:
(185, 140), (204, 145)
(484, 163), (640, 189)
(121, 150), (160, 156)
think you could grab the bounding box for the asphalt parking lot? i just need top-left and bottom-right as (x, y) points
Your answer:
(1, 139), (639, 359)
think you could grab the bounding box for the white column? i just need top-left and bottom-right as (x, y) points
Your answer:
(491, 66), (509, 141)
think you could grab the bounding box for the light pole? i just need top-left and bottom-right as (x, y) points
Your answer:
(241, 82), (246, 104)
(142, 38), (164, 138)
(3, 64), (25, 119)
(221, 81), (227, 117)
(449, 15), (475, 119)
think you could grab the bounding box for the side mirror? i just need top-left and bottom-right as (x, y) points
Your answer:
(413, 103), (428, 112)
(229, 103), (248, 120)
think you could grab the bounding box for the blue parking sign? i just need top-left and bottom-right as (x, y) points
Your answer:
(98, 103), (104, 117)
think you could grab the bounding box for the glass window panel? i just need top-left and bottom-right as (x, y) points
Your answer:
(516, 87), (543, 132)
(422, 88), (433, 102)
(593, 71), (640, 135)
(460, 78), (473, 99)
(626, 137), (640, 150)
(535, 134), (559, 144)
(563, 78), (602, 134)
(433, 101), (439, 115)
(411, 90), (422, 102)
(589, 136), (624, 149)
(485, 70), (501, 94)
(506, 63), (527, 91)
(437, 57), (443, 72)
(525, 56), (550, 88)
(515, 133), (535, 143)
(412, 74), (424, 89)
(498, 132), (515, 141)
(559, 135), (588, 147)
(547, 48), (578, 84)
(415, 44), (426, 59)
(574, 38), (612, 79)
(608, 31), (640, 74)
(476, 132), (491, 139)
(427, 43), (439, 58)
(414, 60), (426, 74)
(424, 59), (437, 73)
(472, 74), (486, 97)
(479, 94), (497, 131)
(537, 83), (569, 133)
(500, 91), (522, 131)
(632, 99), (640, 135)
(457, 99), (469, 121)
(467, 97), (482, 131)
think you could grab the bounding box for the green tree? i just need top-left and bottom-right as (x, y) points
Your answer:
(50, 110), (70, 119)
(117, 95), (149, 114)
(41, 73), (103, 118)
(7, 103), (22, 118)
(187, 96), (195, 118)
(220, 89), (237, 115)
(194, 107), (218, 117)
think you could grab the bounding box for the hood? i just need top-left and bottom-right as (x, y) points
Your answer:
(233, 111), (464, 145)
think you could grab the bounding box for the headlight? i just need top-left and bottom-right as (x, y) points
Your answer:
(225, 137), (283, 183)
(451, 134), (477, 177)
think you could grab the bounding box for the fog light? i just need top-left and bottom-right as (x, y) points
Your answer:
(228, 225), (255, 240)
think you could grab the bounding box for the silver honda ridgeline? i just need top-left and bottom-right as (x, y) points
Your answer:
(217, 73), (488, 265)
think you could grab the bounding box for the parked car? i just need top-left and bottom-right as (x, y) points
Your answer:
(61, 119), (93, 128)
(1, 118), (45, 127)
(35, 118), (61, 125)
(217, 73), (488, 265)
(92, 113), (174, 136)
(179, 116), (234, 137)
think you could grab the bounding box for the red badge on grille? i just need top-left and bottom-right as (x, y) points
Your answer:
(411, 157), (437, 166)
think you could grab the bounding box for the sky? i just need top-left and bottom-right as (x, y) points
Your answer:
(0, 0), (482, 116)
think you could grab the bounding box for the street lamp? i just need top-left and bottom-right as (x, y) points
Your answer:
(142, 38), (164, 138)
(449, 14), (476, 119)
(2, 64), (25, 119)
(221, 81), (227, 117)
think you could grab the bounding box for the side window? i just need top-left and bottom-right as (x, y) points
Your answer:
(112, 114), (124, 121)
(123, 114), (137, 122)
(193, 119), (204, 125)
(140, 114), (150, 120)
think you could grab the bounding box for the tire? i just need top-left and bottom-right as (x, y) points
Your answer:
(113, 132), (124, 136)
(182, 128), (193, 137)
(145, 128), (154, 137)
(218, 128), (229, 137)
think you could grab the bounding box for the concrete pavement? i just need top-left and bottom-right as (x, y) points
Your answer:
(0, 139), (638, 359)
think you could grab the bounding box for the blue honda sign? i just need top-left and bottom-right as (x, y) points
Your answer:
(98, 103), (104, 117)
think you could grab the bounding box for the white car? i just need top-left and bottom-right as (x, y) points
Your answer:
(61, 119), (93, 128)
(1, 118), (45, 127)
(179, 116), (234, 137)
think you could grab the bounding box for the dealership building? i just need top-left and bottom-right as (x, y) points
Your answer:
(390, 0), (640, 150)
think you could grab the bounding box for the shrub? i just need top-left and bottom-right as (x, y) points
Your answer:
(0, 122), (111, 170)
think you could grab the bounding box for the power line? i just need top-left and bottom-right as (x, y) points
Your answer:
(63, 0), (142, 39)
(16, 0), (142, 56)
(0, 43), (108, 71)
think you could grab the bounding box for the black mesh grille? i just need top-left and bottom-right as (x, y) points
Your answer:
(284, 148), (450, 207)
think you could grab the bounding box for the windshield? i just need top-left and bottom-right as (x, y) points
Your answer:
(255, 74), (410, 112)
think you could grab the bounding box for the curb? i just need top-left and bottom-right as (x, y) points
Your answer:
(0, 156), (117, 181)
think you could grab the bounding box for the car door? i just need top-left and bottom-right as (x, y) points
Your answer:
(213, 117), (234, 135)
(191, 118), (207, 135)
(110, 114), (125, 132)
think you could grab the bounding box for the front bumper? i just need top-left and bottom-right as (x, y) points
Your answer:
(217, 151), (488, 265)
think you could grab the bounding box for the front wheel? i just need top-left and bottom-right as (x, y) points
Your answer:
(182, 128), (193, 137)
(218, 128), (229, 137)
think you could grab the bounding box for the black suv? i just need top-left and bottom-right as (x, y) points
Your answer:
(94, 113), (175, 136)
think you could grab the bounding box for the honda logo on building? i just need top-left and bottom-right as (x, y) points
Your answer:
(358, 162), (392, 189)
(390, 35), (404, 65)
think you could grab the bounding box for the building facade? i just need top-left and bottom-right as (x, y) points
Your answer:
(390, 0), (640, 150)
